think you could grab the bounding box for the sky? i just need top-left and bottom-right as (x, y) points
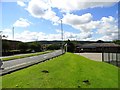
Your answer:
(0, 0), (119, 42)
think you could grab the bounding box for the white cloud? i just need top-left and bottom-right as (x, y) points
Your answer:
(1, 0), (118, 2)
(62, 13), (118, 41)
(50, 0), (118, 12)
(5, 0), (118, 41)
(56, 29), (93, 41)
(25, 0), (118, 26)
(11, 14), (117, 42)
(1, 28), (93, 42)
(17, 1), (26, 7)
(97, 16), (117, 34)
(96, 16), (118, 41)
(62, 13), (97, 33)
(2, 22), (117, 42)
(96, 34), (118, 41)
(15, 30), (45, 42)
(63, 13), (92, 25)
(26, 0), (59, 24)
(13, 18), (31, 27)
(15, 30), (61, 42)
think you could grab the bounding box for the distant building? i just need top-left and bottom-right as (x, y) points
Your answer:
(75, 43), (120, 53)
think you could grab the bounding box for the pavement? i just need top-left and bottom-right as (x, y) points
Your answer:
(0, 50), (65, 75)
(75, 53), (102, 62)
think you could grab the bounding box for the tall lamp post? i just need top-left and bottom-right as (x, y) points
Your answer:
(0, 31), (2, 39)
(60, 19), (64, 54)
(12, 27), (14, 40)
(12, 27), (15, 55)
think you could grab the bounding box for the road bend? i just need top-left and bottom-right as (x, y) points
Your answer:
(0, 50), (65, 75)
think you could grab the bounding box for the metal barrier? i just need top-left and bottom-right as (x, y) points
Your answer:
(102, 52), (120, 67)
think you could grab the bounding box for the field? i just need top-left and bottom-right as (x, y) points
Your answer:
(2, 53), (119, 88)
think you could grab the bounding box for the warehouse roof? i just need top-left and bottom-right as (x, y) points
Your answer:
(82, 43), (120, 48)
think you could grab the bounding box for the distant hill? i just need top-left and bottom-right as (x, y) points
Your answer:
(2, 39), (112, 45)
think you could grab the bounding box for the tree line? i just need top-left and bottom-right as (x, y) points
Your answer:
(2, 39), (119, 56)
(2, 40), (61, 56)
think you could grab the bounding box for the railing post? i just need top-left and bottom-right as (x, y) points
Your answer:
(108, 53), (110, 63)
(116, 52), (118, 66)
(102, 52), (104, 62)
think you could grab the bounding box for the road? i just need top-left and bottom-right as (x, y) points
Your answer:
(0, 52), (38, 59)
(75, 53), (102, 62)
(0, 50), (65, 75)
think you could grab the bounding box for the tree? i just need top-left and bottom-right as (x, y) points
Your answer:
(29, 42), (41, 52)
(67, 39), (75, 53)
(2, 41), (10, 52)
(113, 40), (120, 45)
(47, 44), (61, 50)
(18, 42), (29, 52)
(96, 40), (104, 43)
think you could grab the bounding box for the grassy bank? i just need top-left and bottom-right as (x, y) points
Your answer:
(2, 53), (119, 88)
(2, 51), (52, 61)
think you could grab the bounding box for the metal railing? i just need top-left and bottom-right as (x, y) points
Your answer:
(102, 52), (120, 67)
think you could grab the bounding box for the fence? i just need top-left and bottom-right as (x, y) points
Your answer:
(102, 52), (120, 67)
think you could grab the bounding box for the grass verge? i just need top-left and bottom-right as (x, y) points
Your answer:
(2, 51), (52, 61)
(2, 53), (119, 88)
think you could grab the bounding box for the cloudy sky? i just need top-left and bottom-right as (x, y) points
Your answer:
(0, 0), (119, 42)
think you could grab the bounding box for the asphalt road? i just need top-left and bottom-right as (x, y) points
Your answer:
(0, 50), (65, 75)
(75, 53), (102, 62)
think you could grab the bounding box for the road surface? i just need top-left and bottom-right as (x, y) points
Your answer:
(75, 53), (102, 62)
(0, 50), (65, 75)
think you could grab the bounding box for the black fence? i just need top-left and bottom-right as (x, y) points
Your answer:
(102, 52), (120, 67)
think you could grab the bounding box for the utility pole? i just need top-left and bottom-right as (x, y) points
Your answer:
(60, 20), (63, 42)
(60, 19), (64, 54)
(12, 27), (14, 40)
(0, 31), (2, 40)
(12, 27), (14, 55)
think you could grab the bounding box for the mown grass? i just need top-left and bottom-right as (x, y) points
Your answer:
(2, 53), (119, 88)
(2, 51), (52, 61)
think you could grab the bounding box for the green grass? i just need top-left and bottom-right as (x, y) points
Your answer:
(2, 51), (52, 61)
(2, 53), (119, 88)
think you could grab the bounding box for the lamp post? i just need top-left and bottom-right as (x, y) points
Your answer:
(12, 27), (14, 52)
(0, 31), (2, 40)
(0, 31), (7, 39)
(60, 19), (64, 54)
(12, 27), (14, 40)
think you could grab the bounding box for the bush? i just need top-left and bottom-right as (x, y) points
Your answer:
(18, 42), (29, 52)
(29, 42), (42, 52)
(2, 41), (10, 52)
(47, 44), (61, 50)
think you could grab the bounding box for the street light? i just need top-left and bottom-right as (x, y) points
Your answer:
(12, 27), (14, 40)
(0, 31), (8, 39)
(60, 19), (64, 54)
(0, 31), (2, 39)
